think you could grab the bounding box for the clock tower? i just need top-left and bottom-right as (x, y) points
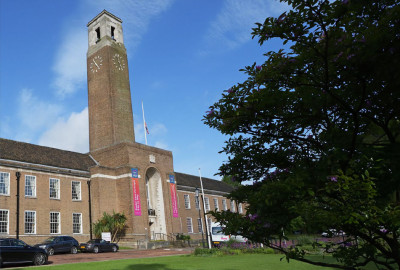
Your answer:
(87, 10), (135, 152)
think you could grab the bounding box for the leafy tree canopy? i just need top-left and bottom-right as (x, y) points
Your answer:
(93, 211), (127, 243)
(204, 0), (400, 269)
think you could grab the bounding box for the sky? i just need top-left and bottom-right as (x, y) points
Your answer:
(0, 0), (287, 180)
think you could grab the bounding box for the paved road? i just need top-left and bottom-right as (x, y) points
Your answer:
(2, 248), (193, 268)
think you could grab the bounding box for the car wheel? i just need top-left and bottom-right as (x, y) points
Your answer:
(48, 248), (55, 256)
(71, 246), (78, 254)
(112, 245), (117, 252)
(33, 253), (46, 266)
(93, 246), (99, 253)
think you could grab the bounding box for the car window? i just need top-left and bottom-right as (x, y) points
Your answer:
(16, 239), (26, 246)
(0, 239), (10, 246)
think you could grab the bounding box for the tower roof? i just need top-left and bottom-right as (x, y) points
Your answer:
(87, 10), (122, 27)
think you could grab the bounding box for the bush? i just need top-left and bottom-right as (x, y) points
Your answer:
(296, 235), (314, 246)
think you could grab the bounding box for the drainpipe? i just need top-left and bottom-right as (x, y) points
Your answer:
(87, 180), (93, 240)
(15, 172), (21, 240)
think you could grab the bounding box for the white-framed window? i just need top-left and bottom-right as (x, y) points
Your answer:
(239, 203), (243, 214)
(71, 181), (81, 200)
(25, 175), (36, 197)
(73, 213), (82, 234)
(222, 199), (227, 211)
(24, 211), (36, 234)
(186, 217), (193, 233)
(195, 196), (200, 209)
(213, 198), (219, 210)
(49, 178), (60, 199)
(0, 172), (10, 196)
(184, 194), (191, 209)
(0, 209), (9, 234)
(207, 218), (212, 233)
(204, 197), (210, 212)
(50, 212), (60, 234)
(230, 200), (236, 212)
(197, 218), (203, 233)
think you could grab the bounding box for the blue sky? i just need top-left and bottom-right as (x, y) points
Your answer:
(0, 0), (287, 179)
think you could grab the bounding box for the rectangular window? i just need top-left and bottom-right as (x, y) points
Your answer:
(71, 181), (81, 200)
(0, 209), (9, 234)
(50, 212), (60, 234)
(186, 218), (193, 233)
(208, 218), (212, 233)
(184, 194), (191, 209)
(213, 198), (219, 210)
(239, 203), (243, 214)
(25, 175), (36, 197)
(197, 218), (203, 233)
(0, 172), (10, 196)
(230, 200), (236, 212)
(49, 178), (60, 199)
(195, 196), (200, 210)
(205, 197), (210, 212)
(24, 211), (36, 234)
(222, 199), (227, 211)
(73, 213), (82, 234)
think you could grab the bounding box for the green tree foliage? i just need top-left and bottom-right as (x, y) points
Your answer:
(93, 211), (127, 243)
(204, 0), (400, 269)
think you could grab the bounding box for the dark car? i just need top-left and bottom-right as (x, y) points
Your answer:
(0, 238), (48, 266)
(79, 239), (118, 253)
(34, 235), (79, 255)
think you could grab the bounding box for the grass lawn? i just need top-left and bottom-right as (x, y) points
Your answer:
(22, 254), (342, 270)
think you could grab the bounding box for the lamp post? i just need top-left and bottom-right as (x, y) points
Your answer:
(195, 188), (205, 248)
(199, 168), (212, 249)
(15, 172), (20, 240)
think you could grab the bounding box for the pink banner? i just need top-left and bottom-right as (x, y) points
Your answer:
(132, 169), (141, 216)
(170, 183), (179, 217)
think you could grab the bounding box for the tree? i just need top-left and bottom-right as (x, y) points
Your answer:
(93, 211), (127, 243)
(204, 0), (400, 269)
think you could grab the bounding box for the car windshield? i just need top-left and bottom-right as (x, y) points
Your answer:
(87, 240), (96, 244)
(44, 237), (57, 242)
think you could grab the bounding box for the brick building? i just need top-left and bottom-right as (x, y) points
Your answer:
(0, 10), (243, 246)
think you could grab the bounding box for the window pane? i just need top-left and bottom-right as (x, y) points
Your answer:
(0, 172), (10, 195)
(186, 218), (193, 233)
(72, 181), (81, 200)
(25, 211), (35, 234)
(25, 175), (36, 197)
(73, 213), (82, 234)
(0, 210), (8, 233)
(50, 178), (60, 199)
(50, 212), (60, 234)
(197, 218), (203, 233)
(205, 197), (210, 212)
(184, 194), (190, 209)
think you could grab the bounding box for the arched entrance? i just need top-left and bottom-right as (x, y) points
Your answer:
(145, 167), (167, 240)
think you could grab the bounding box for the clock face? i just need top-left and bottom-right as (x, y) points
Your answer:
(113, 54), (125, 71)
(90, 55), (103, 73)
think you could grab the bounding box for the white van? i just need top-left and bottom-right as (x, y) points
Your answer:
(210, 222), (247, 246)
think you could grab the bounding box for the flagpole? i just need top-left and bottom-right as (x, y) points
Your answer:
(142, 100), (148, 145)
(199, 168), (212, 249)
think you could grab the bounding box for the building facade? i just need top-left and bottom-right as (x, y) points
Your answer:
(0, 10), (243, 246)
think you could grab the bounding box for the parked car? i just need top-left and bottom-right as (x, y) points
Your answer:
(34, 236), (79, 255)
(321, 229), (346, 238)
(0, 238), (48, 266)
(79, 239), (119, 253)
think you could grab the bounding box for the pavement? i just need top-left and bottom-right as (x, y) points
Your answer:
(1, 248), (194, 268)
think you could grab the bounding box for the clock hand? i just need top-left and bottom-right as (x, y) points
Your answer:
(93, 60), (100, 69)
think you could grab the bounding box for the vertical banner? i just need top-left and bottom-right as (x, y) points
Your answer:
(132, 168), (142, 216)
(169, 174), (179, 218)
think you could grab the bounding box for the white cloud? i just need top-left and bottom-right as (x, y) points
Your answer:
(154, 141), (169, 150)
(52, 30), (87, 97)
(204, 0), (288, 51)
(38, 107), (89, 153)
(17, 88), (63, 134)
